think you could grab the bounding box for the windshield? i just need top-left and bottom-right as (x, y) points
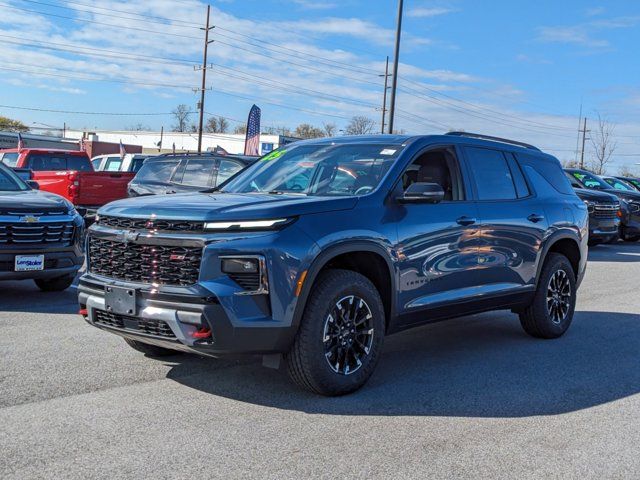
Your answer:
(570, 171), (610, 190)
(604, 177), (634, 191)
(133, 159), (179, 183)
(221, 143), (403, 196)
(0, 166), (29, 191)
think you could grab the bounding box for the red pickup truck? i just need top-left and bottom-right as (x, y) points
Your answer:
(0, 148), (134, 218)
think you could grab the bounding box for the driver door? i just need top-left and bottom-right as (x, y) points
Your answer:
(394, 146), (481, 326)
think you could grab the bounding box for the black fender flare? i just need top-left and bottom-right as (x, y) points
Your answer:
(535, 230), (582, 282)
(291, 241), (397, 331)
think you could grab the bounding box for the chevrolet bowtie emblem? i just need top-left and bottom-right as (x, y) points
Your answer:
(20, 216), (40, 223)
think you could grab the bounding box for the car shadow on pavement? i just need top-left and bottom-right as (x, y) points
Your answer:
(166, 310), (640, 418)
(589, 243), (640, 262)
(0, 280), (79, 314)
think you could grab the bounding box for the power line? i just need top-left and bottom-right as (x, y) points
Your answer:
(0, 2), (201, 39)
(19, 0), (201, 27)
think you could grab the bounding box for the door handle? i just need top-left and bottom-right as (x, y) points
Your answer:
(527, 213), (545, 223)
(456, 216), (476, 226)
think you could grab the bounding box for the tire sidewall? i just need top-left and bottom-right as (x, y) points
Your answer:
(297, 271), (385, 394)
(537, 255), (577, 336)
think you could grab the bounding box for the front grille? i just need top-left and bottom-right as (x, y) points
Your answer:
(88, 237), (202, 286)
(228, 272), (262, 290)
(0, 220), (74, 245)
(93, 309), (176, 338)
(97, 215), (205, 232)
(593, 203), (619, 219)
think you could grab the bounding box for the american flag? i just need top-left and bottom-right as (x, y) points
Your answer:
(243, 104), (261, 156)
(79, 136), (85, 152)
(119, 139), (126, 160)
(214, 145), (229, 156)
(17, 132), (24, 149)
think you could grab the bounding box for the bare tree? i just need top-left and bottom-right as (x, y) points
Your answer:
(171, 104), (191, 132)
(589, 113), (617, 175)
(561, 158), (581, 169)
(618, 164), (638, 177)
(234, 124), (247, 135)
(205, 116), (230, 133)
(295, 123), (325, 139)
(126, 123), (150, 131)
(345, 116), (375, 135)
(322, 122), (337, 137)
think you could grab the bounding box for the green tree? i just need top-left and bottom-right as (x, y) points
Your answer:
(0, 116), (29, 132)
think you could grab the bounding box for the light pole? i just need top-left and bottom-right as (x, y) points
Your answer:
(387, 0), (403, 134)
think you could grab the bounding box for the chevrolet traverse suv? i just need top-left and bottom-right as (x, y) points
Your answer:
(79, 133), (588, 395)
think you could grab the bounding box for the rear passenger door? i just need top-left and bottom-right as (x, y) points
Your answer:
(463, 146), (546, 289)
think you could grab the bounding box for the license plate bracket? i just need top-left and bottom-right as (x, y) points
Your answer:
(15, 255), (45, 272)
(105, 286), (137, 316)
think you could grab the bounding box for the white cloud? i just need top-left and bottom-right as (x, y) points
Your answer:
(406, 7), (455, 18)
(585, 6), (606, 17)
(292, 0), (338, 9)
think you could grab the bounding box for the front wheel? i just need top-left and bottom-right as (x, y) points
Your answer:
(286, 269), (385, 396)
(519, 253), (577, 339)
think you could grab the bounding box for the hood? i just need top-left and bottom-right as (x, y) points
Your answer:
(601, 188), (640, 202)
(99, 192), (359, 221)
(573, 188), (618, 202)
(0, 189), (71, 212)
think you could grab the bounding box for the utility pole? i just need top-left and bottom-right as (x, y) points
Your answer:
(388, 0), (404, 134)
(574, 102), (582, 164)
(579, 117), (590, 169)
(195, 5), (213, 153)
(379, 56), (391, 134)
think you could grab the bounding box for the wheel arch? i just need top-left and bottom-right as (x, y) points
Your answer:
(537, 232), (582, 282)
(292, 242), (397, 332)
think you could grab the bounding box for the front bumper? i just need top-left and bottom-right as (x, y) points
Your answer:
(0, 247), (83, 281)
(78, 274), (297, 356)
(588, 215), (619, 241)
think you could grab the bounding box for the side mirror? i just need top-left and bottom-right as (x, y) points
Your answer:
(397, 182), (444, 204)
(26, 180), (40, 190)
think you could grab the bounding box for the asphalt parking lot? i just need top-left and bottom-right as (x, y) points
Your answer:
(1, 243), (639, 479)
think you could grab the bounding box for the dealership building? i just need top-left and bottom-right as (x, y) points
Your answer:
(64, 129), (290, 156)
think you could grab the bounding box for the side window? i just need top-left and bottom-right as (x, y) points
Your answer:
(180, 159), (214, 186)
(464, 147), (517, 200)
(216, 159), (244, 186)
(401, 147), (464, 201)
(67, 156), (92, 172)
(104, 157), (122, 172)
(1, 152), (19, 168)
(506, 154), (530, 198)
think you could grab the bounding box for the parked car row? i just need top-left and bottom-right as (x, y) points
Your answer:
(565, 168), (640, 242)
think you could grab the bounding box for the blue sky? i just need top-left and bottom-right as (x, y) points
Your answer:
(1, 0), (639, 171)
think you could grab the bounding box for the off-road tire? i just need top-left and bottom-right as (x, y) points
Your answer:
(286, 269), (385, 396)
(34, 274), (75, 292)
(519, 253), (576, 339)
(123, 338), (179, 357)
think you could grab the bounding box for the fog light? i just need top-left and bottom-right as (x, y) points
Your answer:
(221, 258), (259, 274)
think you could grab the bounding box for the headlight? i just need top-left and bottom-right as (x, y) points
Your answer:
(204, 218), (290, 231)
(583, 200), (595, 213)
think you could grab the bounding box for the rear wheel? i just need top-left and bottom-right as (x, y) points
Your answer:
(519, 253), (576, 339)
(123, 338), (179, 357)
(34, 274), (75, 292)
(286, 269), (385, 396)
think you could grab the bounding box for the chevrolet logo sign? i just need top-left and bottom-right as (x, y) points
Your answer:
(19, 216), (40, 223)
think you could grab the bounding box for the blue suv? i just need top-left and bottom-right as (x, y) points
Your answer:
(78, 133), (588, 395)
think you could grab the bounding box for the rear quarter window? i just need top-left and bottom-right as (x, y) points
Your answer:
(516, 153), (574, 195)
(1, 152), (19, 168)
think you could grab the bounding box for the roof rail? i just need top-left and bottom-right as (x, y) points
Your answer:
(445, 131), (541, 151)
